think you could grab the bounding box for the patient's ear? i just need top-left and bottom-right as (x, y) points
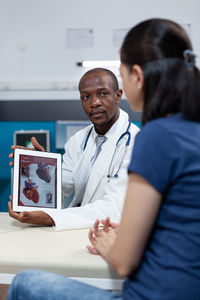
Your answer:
(132, 64), (144, 90)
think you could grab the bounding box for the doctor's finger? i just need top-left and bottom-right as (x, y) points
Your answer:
(9, 145), (34, 166)
(9, 152), (14, 159)
(8, 200), (21, 221)
(11, 145), (28, 151)
(8, 151), (14, 166)
(9, 161), (14, 166)
(8, 199), (13, 215)
(31, 137), (45, 152)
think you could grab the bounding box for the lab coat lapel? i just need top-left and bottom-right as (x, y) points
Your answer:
(82, 109), (128, 205)
(70, 127), (95, 207)
(83, 135), (116, 203)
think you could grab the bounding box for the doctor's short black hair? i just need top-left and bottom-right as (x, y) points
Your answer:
(78, 68), (119, 92)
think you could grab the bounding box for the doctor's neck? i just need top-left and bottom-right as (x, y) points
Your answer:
(93, 108), (120, 135)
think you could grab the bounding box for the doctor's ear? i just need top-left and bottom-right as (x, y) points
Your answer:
(115, 89), (123, 103)
(131, 64), (144, 90)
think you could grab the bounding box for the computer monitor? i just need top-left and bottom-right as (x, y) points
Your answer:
(14, 130), (50, 152)
(56, 120), (91, 149)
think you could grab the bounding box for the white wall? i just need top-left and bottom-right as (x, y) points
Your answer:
(0, 0), (199, 99)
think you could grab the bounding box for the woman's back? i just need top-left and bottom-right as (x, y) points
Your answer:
(125, 113), (200, 299)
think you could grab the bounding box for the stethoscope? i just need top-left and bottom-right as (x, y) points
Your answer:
(83, 120), (131, 181)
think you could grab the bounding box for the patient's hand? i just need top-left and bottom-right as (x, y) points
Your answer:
(87, 218), (117, 258)
(8, 199), (54, 226)
(101, 217), (119, 233)
(87, 217), (119, 255)
(9, 136), (45, 166)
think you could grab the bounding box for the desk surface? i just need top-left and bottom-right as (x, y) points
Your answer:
(0, 213), (120, 281)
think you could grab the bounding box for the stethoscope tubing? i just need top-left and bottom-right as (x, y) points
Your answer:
(83, 120), (131, 180)
(107, 121), (131, 179)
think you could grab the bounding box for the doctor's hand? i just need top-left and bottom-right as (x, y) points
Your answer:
(9, 136), (45, 166)
(87, 218), (118, 259)
(8, 198), (54, 226)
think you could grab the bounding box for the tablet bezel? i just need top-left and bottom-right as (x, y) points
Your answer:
(12, 148), (62, 212)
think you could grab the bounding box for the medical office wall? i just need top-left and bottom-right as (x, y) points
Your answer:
(0, 0), (200, 100)
(0, 0), (200, 211)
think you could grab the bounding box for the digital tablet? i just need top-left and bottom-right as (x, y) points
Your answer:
(12, 149), (62, 212)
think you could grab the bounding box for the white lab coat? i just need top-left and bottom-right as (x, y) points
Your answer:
(47, 109), (140, 230)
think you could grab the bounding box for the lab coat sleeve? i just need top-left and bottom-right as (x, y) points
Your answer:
(48, 167), (128, 230)
(47, 133), (136, 231)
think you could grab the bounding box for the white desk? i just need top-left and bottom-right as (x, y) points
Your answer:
(0, 213), (123, 290)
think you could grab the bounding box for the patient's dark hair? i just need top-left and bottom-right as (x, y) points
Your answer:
(120, 18), (200, 124)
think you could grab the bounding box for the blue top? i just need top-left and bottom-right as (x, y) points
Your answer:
(123, 114), (200, 300)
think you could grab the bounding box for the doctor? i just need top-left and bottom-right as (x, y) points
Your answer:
(8, 68), (139, 230)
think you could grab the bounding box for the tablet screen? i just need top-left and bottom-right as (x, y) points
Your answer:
(13, 149), (61, 212)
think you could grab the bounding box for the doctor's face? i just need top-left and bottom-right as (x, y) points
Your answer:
(79, 71), (122, 135)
